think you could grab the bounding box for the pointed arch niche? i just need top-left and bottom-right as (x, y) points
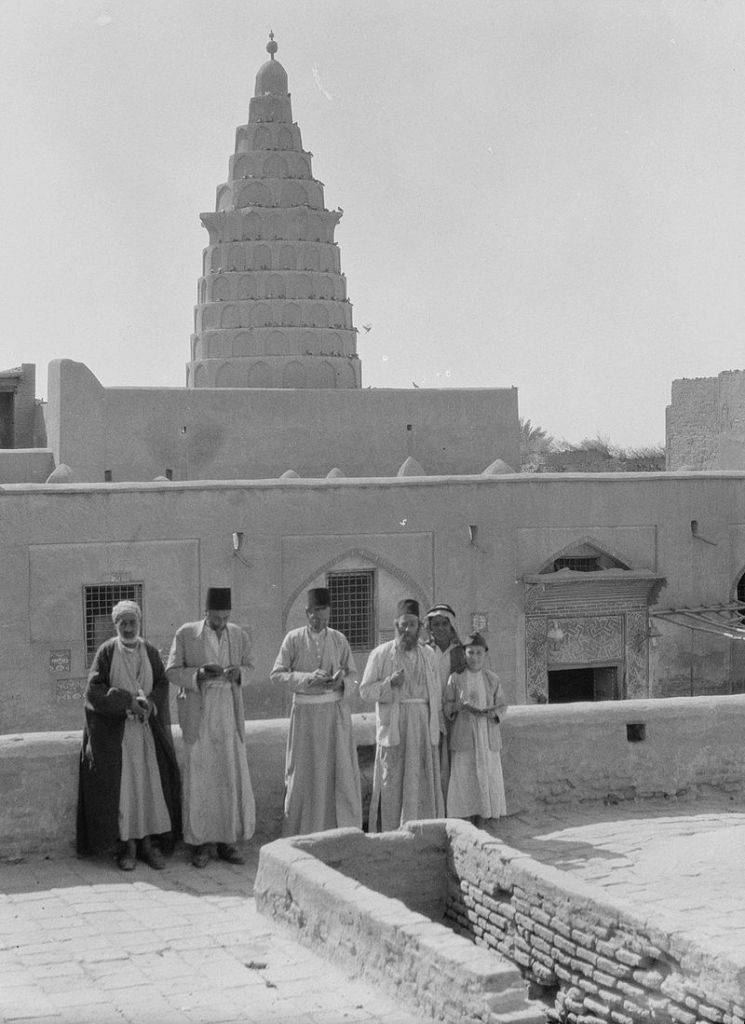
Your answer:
(522, 538), (665, 705)
(281, 546), (431, 644)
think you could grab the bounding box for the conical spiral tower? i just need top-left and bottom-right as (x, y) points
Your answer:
(187, 33), (360, 390)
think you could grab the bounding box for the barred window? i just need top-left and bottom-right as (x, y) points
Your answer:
(553, 557), (600, 572)
(326, 570), (375, 650)
(83, 583), (144, 665)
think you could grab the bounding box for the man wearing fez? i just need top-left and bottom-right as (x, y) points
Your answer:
(271, 587), (362, 835)
(166, 587), (255, 867)
(360, 598), (444, 831)
(424, 603), (466, 804)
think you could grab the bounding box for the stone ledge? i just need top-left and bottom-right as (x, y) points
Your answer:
(0, 716), (376, 859)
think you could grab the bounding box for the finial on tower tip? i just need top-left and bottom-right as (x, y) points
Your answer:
(267, 30), (278, 58)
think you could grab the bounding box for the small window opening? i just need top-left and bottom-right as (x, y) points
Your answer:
(83, 583), (144, 665)
(326, 570), (375, 650)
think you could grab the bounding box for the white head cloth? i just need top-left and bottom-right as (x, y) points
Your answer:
(111, 600), (142, 623)
(425, 605), (456, 626)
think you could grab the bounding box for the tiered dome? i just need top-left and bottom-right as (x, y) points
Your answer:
(187, 33), (360, 390)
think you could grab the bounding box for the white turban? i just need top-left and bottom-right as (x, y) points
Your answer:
(111, 600), (142, 623)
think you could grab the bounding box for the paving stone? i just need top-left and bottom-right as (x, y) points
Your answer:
(0, 847), (429, 1024)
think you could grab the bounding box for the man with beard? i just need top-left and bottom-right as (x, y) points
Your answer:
(271, 587), (362, 836)
(360, 599), (443, 831)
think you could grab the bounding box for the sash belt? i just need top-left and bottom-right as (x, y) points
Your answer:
(294, 691), (343, 705)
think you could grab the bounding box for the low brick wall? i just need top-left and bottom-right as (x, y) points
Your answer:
(257, 820), (745, 1023)
(0, 715), (376, 859)
(445, 825), (745, 1023)
(255, 822), (544, 1024)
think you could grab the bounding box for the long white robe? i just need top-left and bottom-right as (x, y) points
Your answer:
(167, 621), (255, 846)
(111, 640), (171, 841)
(445, 668), (507, 820)
(360, 640), (443, 832)
(271, 626), (361, 835)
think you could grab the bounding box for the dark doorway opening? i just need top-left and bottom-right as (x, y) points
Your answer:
(548, 665), (618, 703)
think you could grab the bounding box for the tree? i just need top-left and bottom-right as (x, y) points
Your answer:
(519, 418), (555, 472)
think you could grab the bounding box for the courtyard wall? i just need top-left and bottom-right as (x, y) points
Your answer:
(3, 471), (745, 732)
(4, 696), (745, 859)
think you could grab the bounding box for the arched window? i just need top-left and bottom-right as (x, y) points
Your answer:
(540, 542), (629, 574)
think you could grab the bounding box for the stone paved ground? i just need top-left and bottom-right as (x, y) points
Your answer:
(5, 798), (745, 1024)
(489, 793), (745, 963)
(0, 843), (426, 1024)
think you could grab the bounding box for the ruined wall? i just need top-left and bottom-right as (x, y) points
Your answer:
(666, 376), (720, 470)
(256, 823), (540, 1024)
(666, 370), (745, 471)
(446, 825), (744, 1022)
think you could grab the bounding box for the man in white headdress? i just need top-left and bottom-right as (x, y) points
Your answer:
(424, 603), (465, 806)
(77, 600), (181, 871)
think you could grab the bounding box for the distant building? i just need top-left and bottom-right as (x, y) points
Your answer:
(666, 370), (745, 470)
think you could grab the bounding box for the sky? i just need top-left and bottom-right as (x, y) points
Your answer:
(1, 0), (744, 448)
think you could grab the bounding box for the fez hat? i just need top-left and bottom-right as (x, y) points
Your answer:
(465, 631), (488, 652)
(206, 587), (231, 611)
(307, 587), (331, 609)
(425, 603), (456, 623)
(396, 598), (420, 618)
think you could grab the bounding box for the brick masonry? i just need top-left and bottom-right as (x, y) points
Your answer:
(256, 819), (745, 1024)
(444, 823), (745, 1023)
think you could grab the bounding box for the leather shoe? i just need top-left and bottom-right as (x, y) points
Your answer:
(139, 838), (165, 870)
(216, 843), (244, 865)
(191, 844), (210, 868)
(118, 840), (136, 871)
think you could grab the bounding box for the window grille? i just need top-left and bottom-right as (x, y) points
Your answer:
(326, 570), (375, 650)
(83, 583), (144, 665)
(553, 557), (600, 573)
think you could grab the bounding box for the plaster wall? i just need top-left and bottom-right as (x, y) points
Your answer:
(500, 695), (745, 813)
(0, 449), (54, 483)
(45, 359), (519, 482)
(0, 717), (290, 859)
(3, 473), (745, 732)
(8, 694), (744, 856)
